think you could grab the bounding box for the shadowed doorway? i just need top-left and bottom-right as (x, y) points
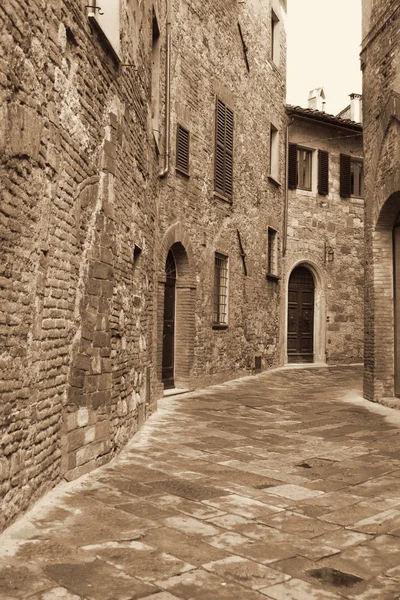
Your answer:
(287, 265), (315, 363)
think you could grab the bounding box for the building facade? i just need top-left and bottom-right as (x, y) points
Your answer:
(0, 0), (287, 531)
(156, 0), (287, 395)
(361, 0), (400, 403)
(283, 99), (364, 366)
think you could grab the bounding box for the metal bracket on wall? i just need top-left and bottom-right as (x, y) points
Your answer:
(237, 23), (250, 72)
(237, 229), (248, 276)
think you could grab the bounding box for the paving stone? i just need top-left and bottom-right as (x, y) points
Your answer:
(0, 565), (52, 599)
(260, 510), (339, 539)
(202, 494), (283, 519)
(267, 484), (325, 501)
(202, 555), (290, 589)
(44, 559), (156, 599)
(147, 478), (229, 501)
(260, 577), (343, 599)
(160, 515), (221, 537)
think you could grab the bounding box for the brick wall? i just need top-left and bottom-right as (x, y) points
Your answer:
(0, 0), (161, 531)
(157, 0), (287, 390)
(284, 114), (364, 365)
(361, 1), (400, 402)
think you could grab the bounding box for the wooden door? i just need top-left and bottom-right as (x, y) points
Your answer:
(162, 251), (176, 389)
(287, 266), (314, 363)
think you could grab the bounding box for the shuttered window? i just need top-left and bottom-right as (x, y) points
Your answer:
(288, 143), (297, 189)
(215, 98), (234, 200)
(318, 150), (329, 195)
(176, 124), (190, 175)
(297, 148), (312, 190)
(350, 159), (364, 197)
(340, 154), (351, 197)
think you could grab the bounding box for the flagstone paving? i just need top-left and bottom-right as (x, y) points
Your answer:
(2, 365), (400, 599)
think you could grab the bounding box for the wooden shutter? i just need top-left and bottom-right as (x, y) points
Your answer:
(318, 150), (329, 195)
(288, 143), (297, 189)
(176, 124), (190, 175)
(215, 98), (234, 200)
(340, 154), (351, 197)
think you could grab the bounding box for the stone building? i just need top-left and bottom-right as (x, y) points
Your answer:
(0, 0), (165, 531)
(0, 0), (287, 531)
(156, 0), (287, 395)
(361, 0), (400, 403)
(283, 95), (364, 366)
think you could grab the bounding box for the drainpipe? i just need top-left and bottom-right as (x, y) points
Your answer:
(159, 0), (171, 178)
(283, 117), (295, 256)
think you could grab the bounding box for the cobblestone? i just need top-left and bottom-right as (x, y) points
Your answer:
(1, 365), (400, 599)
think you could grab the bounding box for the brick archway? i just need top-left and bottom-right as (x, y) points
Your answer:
(365, 191), (400, 401)
(157, 223), (196, 391)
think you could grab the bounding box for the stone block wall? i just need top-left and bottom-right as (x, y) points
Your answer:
(156, 0), (287, 391)
(361, 0), (400, 402)
(283, 113), (364, 365)
(0, 0), (162, 531)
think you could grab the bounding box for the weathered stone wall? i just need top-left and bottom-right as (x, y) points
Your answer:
(156, 0), (287, 391)
(0, 0), (162, 530)
(284, 115), (364, 365)
(361, 1), (400, 402)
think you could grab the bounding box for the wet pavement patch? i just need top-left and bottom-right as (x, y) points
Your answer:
(307, 567), (364, 588)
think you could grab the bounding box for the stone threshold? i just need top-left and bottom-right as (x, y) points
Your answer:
(163, 387), (190, 397)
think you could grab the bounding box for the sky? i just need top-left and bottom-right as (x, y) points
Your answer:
(286, 0), (363, 116)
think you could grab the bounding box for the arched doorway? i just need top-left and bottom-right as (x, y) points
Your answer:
(393, 210), (400, 396)
(287, 266), (315, 363)
(162, 250), (176, 389)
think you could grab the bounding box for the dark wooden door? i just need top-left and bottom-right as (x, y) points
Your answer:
(162, 250), (176, 389)
(287, 266), (314, 363)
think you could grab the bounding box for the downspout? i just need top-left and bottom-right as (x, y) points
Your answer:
(159, 0), (171, 178)
(283, 116), (294, 255)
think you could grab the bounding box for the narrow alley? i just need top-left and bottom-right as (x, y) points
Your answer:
(1, 366), (400, 599)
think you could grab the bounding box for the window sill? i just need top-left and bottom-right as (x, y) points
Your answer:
(267, 174), (281, 187)
(266, 273), (281, 282)
(212, 323), (229, 330)
(213, 191), (232, 204)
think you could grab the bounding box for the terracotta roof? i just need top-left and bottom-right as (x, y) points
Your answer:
(286, 105), (362, 131)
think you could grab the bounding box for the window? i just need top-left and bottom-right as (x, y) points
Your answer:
(267, 228), (278, 276)
(213, 253), (229, 327)
(151, 11), (161, 147)
(288, 143), (313, 191)
(215, 98), (234, 201)
(176, 124), (190, 175)
(351, 159), (364, 197)
(340, 154), (364, 198)
(271, 10), (281, 67)
(297, 147), (312, 190)
(87, 0), (121, 59)
(269, 124), (279, 182)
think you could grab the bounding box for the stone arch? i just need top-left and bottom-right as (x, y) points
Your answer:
(157, 223), (196, 392)
(283, 258), (326, 365)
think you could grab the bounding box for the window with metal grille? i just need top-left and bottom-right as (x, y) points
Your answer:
(268, 228), (278, 275)
(213, 253), (229, 327)
(176, 124), (190, 175)
(215, 98), (234, 201)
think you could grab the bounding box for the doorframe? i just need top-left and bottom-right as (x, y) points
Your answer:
(283, 259), (326, 365)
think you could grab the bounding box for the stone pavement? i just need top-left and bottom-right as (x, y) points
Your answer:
(2, 365), (400, 600)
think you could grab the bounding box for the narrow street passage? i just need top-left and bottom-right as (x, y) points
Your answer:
(2, 366), (400, 600)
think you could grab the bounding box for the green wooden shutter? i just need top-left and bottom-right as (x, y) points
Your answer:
(318, 150), (329, 195)
(340, 154), (351, 197)
(288, 143), (297, 189)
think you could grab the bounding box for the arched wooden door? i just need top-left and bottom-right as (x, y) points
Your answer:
(162, 250), (176, 389)
(287, 266), (315, 363)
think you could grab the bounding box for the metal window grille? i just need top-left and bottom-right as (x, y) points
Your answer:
(268, 228), (277, 275)
(213, 253), (228, 325)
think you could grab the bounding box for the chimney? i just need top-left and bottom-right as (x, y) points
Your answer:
(350, 93), (362, 123)
(308, 87), (326, 112)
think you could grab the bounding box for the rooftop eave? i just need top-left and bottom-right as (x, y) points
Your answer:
(286, 105), (363, 132)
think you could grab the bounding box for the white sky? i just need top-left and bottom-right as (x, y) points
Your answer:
(286, 0), (363, 116)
